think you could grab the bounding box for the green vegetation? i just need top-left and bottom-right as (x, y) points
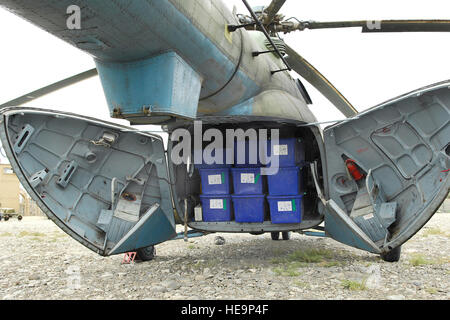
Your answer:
(272, 248), (342, 267)
(0, 232), (13, 237)
(408, 254), (437, 266)
(18, 231), (46, 238)
(287, 248), (334, 263)
(341, 279), (367, 291)
(191, 259), (219, 270)
(425, 287), (438, 295)
(273, 265), (302, 277)
(423, 228), (449, 237)
(271, 248), (342, 277)
(293, 280), (309, 289)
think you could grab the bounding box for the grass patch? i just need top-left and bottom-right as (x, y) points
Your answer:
(341, 279), (367, 291)
(187, 244), (196, 250)
(273, 265), (302, 277)
(409, 254), (437, 266)
(18, 231), (46, 238)
(272, 248), (341, 267)
(287, 248), (334, 263)
(423, 228), (448, 237)
(0, 232), (13, 237)
(51, 232), (67, 238)
(425, 287), (438, 295)
(191, 259), (220, 270)
(271, 248), (341, 276)
(293, 281), (309, 289)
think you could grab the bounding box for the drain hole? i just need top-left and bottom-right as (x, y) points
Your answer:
(85, 152), (97, 163)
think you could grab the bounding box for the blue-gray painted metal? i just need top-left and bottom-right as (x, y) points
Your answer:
(172, 231), (206, 240)
(109, 205), (177, 255)
(0, 0), (448, 257)
(324, 200), (381, 254)
(0, 0), (312, 122)
(324, 82), (450, 253)
(302, 231), (327, 238)
(0, 107), (176, 256)
(96, 52), (203, 120)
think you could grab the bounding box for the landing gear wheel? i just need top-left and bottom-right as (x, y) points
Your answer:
(381, 246), (401, 263)
(282, 232), (291, 240)
(271, 232), (280, 240)
(136, 245), (156, 262)
(17, 215), (23, 221)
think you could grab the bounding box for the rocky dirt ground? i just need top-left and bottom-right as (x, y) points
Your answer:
(0, 211), (448, 300)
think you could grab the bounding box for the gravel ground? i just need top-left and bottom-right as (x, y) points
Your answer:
(0, 212), (448, 300)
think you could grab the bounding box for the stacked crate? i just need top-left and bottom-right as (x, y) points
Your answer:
(230, 137), (266, 223)
(266, 138), (305, 224)
(197, 148), (233, 222)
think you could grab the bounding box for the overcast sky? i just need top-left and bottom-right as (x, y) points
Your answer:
(1, 0), (449, 163)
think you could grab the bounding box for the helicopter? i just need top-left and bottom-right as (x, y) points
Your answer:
(0, 0), (448, 263)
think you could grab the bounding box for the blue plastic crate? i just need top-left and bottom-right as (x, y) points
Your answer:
(199, 168), (231, 195)
(231, 167), (264, 195)
(267, 166), (300, 196)
(199, 194), (232, 222)
(231, 194), (265, 223)
(267, 195), (303, 224)
(234, 138), (266, 167)
(266, 138), (305, 168)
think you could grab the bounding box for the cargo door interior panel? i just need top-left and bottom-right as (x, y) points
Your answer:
(323, 84), (450, 251)
(0, 109), (176, 256)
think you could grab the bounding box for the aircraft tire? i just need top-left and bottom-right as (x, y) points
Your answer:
(136, 245), (156, 262)
(381, 246), (401, 263)
(271, 232), (280, 240)
(282, 232), (291, 240)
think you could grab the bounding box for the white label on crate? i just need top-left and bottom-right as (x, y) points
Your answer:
(278, 201), (293, 212)
(208, 174), (222, 185)
(273, 144), (289, 156)
(210, 199), (224, 209)
(240, 173), (255, 184)
(194, 205), (203, 222)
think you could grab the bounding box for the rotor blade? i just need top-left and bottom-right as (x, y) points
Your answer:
(302, 20), (450, 32)
(264, 0), (286, 24)
(0, 68), (98, 108)
(363, 20), (450, 33)
(285, 45), (358, 118)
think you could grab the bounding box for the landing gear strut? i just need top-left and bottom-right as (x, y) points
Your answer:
(282, 232), (291, 240)
(271, 232), (291, 241)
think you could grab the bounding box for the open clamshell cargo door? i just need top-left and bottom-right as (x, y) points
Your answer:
(323, 81), (450, 254)
(0, 108), (176, 256)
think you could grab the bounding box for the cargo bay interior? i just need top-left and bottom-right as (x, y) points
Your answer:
(167, 119), (323, 234)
